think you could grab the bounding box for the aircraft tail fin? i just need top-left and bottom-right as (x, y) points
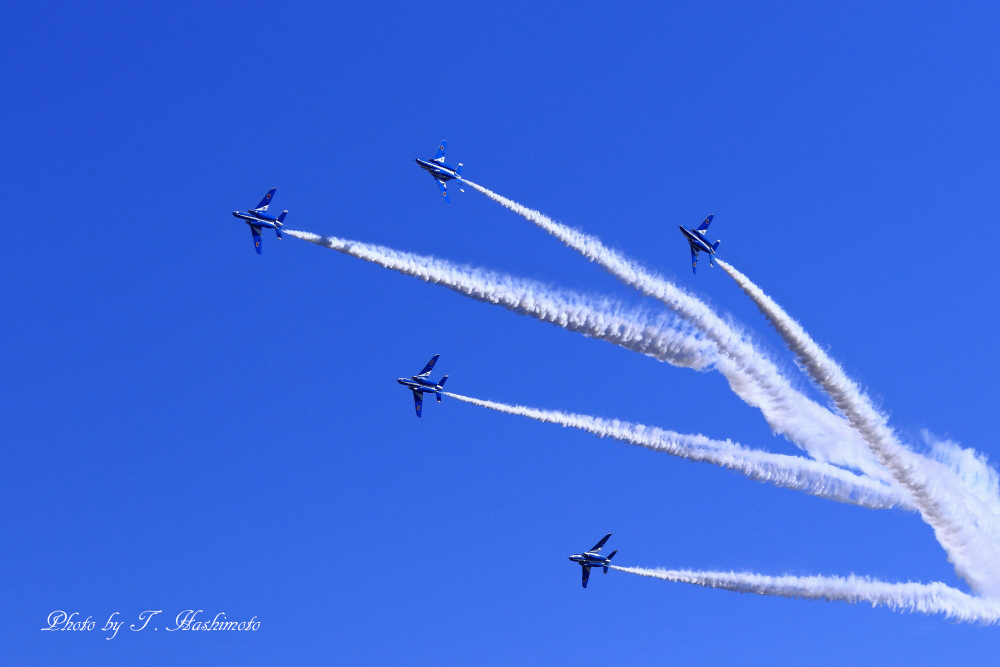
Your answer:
(274, 211), (287, 239)
(456, 164), (465, 192)
(712, 240), (721, 251)
(607, 549), (617, 561)
(436, 375), (448, 402)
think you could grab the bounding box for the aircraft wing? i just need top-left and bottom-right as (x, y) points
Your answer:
(250, 225), (263, 255)
(432, 140), (447, 163)
(412, 390), (423, 417)
(255, 187), (277, 212)
(581, 565), (591, 588)
(695, 214), (714, 232)
(590, 533), (612, 552)
(416, 354), (440, 378)
(435, 178), (450, 203)
(690, 245), (698, 274)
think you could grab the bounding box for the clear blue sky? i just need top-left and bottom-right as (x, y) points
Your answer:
(3, 2), (1000, 664)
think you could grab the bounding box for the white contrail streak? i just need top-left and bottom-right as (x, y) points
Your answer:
(284, 229), (713, 368)
(444, 392), (909, 509)
(611, 565), (1000, 623)
(716, 259), (1000, 596)
(463, 180), (887, 482)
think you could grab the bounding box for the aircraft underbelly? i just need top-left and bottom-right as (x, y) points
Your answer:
(689, 239), (711, 253)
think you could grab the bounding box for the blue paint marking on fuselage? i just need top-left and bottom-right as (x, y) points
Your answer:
(568, 552), (613, 567)
(415, 157), (461, 182)
(233, 210), (281, 226)
(679, 225), (714, 253)
(396, 377), (442, 392)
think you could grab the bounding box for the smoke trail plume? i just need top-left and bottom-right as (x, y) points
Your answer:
(285, 229), (713, 368)
(716, 258), (1000, 596)
(444, 392), (909, 509)
(463, 181), (886, 482)
(611, 565), (1000, 623)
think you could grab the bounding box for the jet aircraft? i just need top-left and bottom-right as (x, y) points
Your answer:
(679, 215), (721, 274)
(415, 140), (464, 203)
(397, 354), (449, 417)
(569, 533), (618, 588)
(232, 188), (286, 254)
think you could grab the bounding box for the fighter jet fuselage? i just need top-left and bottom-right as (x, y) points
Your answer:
(569, 534), (618, 588)
(416, 141), (465, 203)
(232, 209), (282, 227)
(396, 376), (446, 394)
(569, 552), (615, 568)
(679, 215), (721, 274)
(232, 188), (287, 254)
(415, 157), (461, 182)
(397, 354), (449, 417)
(679, 225), (716, 254)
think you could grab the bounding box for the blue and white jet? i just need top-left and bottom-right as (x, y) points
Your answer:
(396, 354), (449, 418)
(415, 140), (464, 203)
(568, 533), (618, 588)
(232, 188), (286, 254)
(679, 215), (721, 274)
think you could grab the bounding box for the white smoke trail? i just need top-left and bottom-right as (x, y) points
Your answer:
(611, 565), (1000, 623)
(463, 180), (886, 482)
(285, 229), (713, 368)
(716, 259), (1000, 596)
(444, 392), (909, 510)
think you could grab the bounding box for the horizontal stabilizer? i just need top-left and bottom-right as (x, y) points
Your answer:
(277, 210), (287, 225)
